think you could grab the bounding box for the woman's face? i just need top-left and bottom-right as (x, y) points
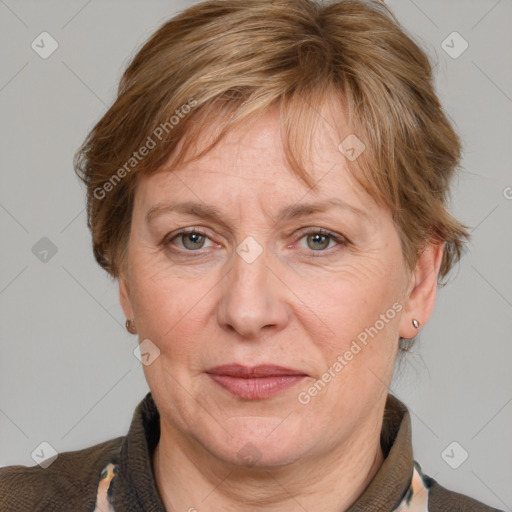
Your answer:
(120, 106), (426, 468)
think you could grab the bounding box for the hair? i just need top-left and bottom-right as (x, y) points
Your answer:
(74, 0), (470, 350)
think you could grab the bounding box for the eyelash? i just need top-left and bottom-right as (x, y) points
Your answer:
(162, 227), (348, 258)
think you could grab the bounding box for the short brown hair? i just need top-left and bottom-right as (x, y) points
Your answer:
(74, 0), (470, 287)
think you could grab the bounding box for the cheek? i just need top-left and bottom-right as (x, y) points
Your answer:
(317, 255), (400, 318)
(129, 262), (212, 351)
(302, 257), (403, 360)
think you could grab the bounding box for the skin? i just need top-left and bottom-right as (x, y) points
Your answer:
(119, 102), (444, 511)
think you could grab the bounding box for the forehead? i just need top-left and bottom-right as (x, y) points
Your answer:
(134, 105), (374, 215)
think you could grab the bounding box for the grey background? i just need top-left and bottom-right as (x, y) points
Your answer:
(0, 0), (511, 508)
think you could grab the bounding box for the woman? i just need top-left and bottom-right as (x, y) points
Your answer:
(0, 0), (503, 510)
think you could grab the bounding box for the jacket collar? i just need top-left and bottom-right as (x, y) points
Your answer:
(111, 392), (413, 510)
(347, 393), (414, 511)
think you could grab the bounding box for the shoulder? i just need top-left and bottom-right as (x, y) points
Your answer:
(421, 470), (505, 512)
(0, 436), (124, 512)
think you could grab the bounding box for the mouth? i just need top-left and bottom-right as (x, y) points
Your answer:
(205, 364), (308, 400)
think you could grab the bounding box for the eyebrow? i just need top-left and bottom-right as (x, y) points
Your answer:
(145, 198), (370, 226)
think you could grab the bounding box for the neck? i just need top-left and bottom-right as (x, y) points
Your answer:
(152, 414), (385, 512)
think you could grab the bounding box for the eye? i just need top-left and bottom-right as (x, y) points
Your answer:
(164, 228), (215, 251)
(163, 227), (348, 257)
(296, 228), (347, 254)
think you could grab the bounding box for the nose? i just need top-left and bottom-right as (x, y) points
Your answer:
(216, 240), (290, 340)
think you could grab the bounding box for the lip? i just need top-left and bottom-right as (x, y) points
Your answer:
(206, 364), (308, 400)
(206, 364), (307, 378)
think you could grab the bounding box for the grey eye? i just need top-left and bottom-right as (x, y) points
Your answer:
(180, 232), (207, 250)
(305, 233), (332, 251)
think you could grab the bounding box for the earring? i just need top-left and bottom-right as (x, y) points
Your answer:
(125, 318), (137, 334)
(412, 318), (420, 329)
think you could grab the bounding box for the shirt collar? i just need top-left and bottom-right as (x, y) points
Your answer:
(111, 392), (414, 510)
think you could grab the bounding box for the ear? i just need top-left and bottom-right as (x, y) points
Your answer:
(119, 272), (135, 320)
(399, 240), (445, 339)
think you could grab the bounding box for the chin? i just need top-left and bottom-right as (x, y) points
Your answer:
(200, 416), (309, 468)
(216, 442), (303, 469)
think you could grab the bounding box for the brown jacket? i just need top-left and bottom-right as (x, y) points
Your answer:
(0, 392), (503, 511)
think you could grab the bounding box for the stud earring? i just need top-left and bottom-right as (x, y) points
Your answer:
(125, 318), (137, 334)
(412, 318), (420, 329)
